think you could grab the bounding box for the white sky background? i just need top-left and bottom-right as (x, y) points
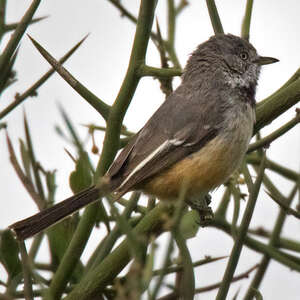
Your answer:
(0, 1), (299, 299)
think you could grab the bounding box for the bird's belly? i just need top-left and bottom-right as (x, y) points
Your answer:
(142, 123), (253, 200)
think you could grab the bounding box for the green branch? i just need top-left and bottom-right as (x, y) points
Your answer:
(0, 0), (7, 42)
(0, 35), (88, 120)
(216, 153), (266, 300)
(212, 218), (300, 272)
(95, 0), (158, 177)
(47, 2), (158, 299)
(248, 112), (300, 152)
(241, 0), (254, 40)
(255, 75), (300, 133)
(244, 185), (297, 299)
(247, 154), (299, 182)
(138, 65), (182, 78)
(64, 204), (171, 300)
(249, 227), (300, 253)
(0, 0), (41, 72)
(19, 242), (33, 300)
(4, 15), (48, 32)
(206, 0), (224, 34)
(27, 35), (110, 121)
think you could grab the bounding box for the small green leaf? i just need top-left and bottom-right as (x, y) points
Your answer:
(69, 152), (92, 194)
(179, 210), (200, 239)
(0, 229), (22, 278)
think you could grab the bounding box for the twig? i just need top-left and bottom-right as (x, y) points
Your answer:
(247, 154), (298, 182)
(211, 217), (300, 272)
(255, 75), (300, 134)
(0, 0), (41, 72)
(150, 182), (187, 300)
(18, 242), (33, 300)
(6, 132), (44, 209)
(174, 231), (195, 300)
(107, 0), (137, 24)
(175, 0), (188, 16)
(241, 0), (254, 40)
(248, 112), (300, 153)
(244, 185), (298, 299)
(0, 35), (88, 120)
(138, 65), (181, 78)
(85, 192), (141, 273)
(197, 264), (259, 294)
(152, 256), (228, 276)
(64, 203), (173, 300)
(206, 0), (224, 34)
(265, 189), (300, 219)
(23, 114), (46, 204)
(216, 153), (266, 300)
(157, 264), (259, 300)
(3, 15), (48, 32)
(27, 35), (110, 121)
(48, 2), (159, 299)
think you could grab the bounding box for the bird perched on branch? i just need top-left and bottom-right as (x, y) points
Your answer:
(10, 34), (278, 240)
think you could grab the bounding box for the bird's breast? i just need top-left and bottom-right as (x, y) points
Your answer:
(142, 104), (255, 201)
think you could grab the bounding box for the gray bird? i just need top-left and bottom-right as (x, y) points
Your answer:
(10, 34), (278, 240)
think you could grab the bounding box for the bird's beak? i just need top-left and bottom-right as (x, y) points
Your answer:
(254, 56), (279, 65)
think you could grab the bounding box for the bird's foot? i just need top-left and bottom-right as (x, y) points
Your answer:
(187, 194), (214, 227)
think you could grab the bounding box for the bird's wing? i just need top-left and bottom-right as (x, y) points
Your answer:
(106, 84), (224, 194)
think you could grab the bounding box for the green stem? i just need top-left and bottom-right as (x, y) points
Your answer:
(247, 154), (298, 182)
(248, 113), (300, 153)
(138, 64), (182, 78)
(152, 256), (227, 276)
(150, 184), (186, 300)
(64, 203), (171, 300)
(23, 114), (46, 205)
(174, 232), (195, 300)
(249, 228), (300, 253)
(95, 0), (158, 177)
(0, 35), (88, 120)
(244, 185), (297, 299)
(27, 35), (110, 121)
(167, 0), (175, 48)
(255, 76), (300, 133)
(259, 67), (300, 105)
(212, 217), (300, 272)
(0, 0), (6, 42)
(19, 242), (33, 300)
(0, 0), (41, 72)
(215, 186), (231, 219)
(47, 203), (97, 299)
(206, 0), (224, 34)
(85, 193), (141, 272)
(47, 2), (158, 299)
(241, 0), (254, 40)
(216, 153), (266, 300)
(4, 15), (48, 32)
(28, 232), (43, 261)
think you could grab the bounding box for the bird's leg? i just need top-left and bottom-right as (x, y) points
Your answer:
(186, 194), (214, 226)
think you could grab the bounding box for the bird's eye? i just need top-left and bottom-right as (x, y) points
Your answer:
(240, 52), (249, 60)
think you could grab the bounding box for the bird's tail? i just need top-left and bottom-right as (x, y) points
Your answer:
(9, 186), (100, 240)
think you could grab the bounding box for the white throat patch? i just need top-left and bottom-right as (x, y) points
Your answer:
(224, 64), (260, 89)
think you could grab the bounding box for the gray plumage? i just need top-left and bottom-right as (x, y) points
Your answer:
(10, 34), (278, 240)
(108, 34), (261, 195)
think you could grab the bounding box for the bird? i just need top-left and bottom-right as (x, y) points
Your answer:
(9, 34), (278, 240)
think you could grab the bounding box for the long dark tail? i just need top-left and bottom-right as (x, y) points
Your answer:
(9, 186), (100, 240)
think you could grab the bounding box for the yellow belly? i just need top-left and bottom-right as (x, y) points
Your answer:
(142, 133), (248, 200)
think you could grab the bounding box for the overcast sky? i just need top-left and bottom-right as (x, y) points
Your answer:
(1, 1), (299, 299)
